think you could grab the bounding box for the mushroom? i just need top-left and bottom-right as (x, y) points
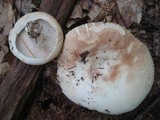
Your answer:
(57, 22), (154, 114)
(9, 12), (63, 65)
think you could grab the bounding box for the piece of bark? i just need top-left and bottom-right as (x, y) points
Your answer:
(56, 0), (78, 28)
(40, 0), (77, 28)
(0, 60), (44, 120)
(0, 0), (77, 120)
(39, 0), (63, 17)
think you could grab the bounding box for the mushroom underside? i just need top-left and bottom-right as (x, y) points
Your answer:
(16, 19), (57, 58)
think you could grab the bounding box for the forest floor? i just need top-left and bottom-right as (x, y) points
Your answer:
(0, 0), (160, 120)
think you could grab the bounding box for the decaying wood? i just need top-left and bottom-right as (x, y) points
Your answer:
(0, 0), (77, 120)
(39, 0), (64, 17)
(0, 60), (44, 120)
(56, 0), (77, 27)
(40, 0), (77, 28)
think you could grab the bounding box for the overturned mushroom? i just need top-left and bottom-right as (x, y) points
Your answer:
(9, 12), (63, 65)
(57, 22), (154, 114)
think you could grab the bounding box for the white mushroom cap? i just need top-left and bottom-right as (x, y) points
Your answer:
(9, 12), (63, 65)
(57, 22), (154, 114)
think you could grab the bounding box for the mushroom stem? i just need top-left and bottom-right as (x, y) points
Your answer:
(25, 20), (43, 40)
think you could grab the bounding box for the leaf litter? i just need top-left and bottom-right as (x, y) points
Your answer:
(67, 0), (143, 28)
(2, 0), (159, 120)
(15, 0), (38, 14)
(0, 0), (15, 83)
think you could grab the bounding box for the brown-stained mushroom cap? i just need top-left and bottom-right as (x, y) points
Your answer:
(57, 22), (154, 114)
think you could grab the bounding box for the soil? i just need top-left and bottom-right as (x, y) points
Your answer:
(20, 0), (160, 120)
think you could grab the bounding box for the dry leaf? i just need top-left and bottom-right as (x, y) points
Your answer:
(82, 0), (90, 11)
(0, 35), (7, 45)
(1, 45), (9, 56)
(116, 0), (143, 27)
(66, 0), (118, 28)
(0, 62), (10, 76)
(0, 0), (14, 79)
(0, 51), (5, 64)
(88, 2), (102, 21)
(67, 1), (83, 28)
(0, 35), (8, 56)
(70, 1), (83, 19)
(93, 9), (106, 22)
(0, 0), (15, 35)
(93, 0), (107, 4)
(15, 0), (37, 14)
